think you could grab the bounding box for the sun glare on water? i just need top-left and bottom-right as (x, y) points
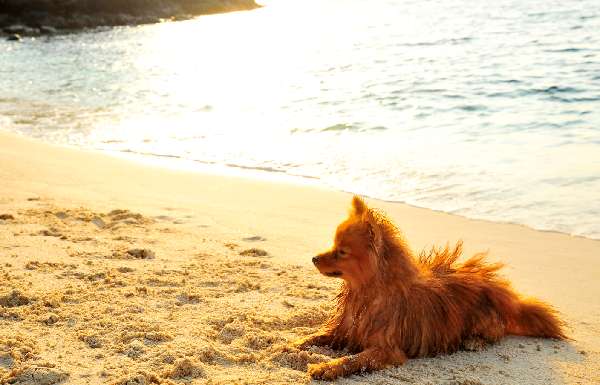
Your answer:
(97, 0), (374, 169)
(103, 0), (428, 169)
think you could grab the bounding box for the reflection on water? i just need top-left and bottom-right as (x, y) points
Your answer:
(1, 0), (600, 238)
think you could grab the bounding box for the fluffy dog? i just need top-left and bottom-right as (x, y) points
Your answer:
(294, 196), (565, 380)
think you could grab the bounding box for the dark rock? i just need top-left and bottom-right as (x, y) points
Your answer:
(62, 15), (88, 29)
(27, 10), (51, 22)
(0, 0), (261, 34)
(105, 13), (134, 26)
(49, 16), (66, 28)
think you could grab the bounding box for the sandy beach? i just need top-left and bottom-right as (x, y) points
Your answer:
(0, 130), (598, 385)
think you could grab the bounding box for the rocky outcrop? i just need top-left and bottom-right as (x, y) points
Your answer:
(0, 0), (260, 38)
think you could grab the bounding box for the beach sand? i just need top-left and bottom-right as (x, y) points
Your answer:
(0, 130), (598, 385)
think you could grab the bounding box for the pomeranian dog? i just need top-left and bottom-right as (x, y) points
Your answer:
(294, 196), (565, 380)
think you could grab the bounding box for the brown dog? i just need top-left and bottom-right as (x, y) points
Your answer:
(294, 196), (565, 380)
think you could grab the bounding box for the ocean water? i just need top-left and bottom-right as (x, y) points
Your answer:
(1, 0), (600, 239)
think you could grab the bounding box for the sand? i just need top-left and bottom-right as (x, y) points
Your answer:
(0, 130), (599, 385)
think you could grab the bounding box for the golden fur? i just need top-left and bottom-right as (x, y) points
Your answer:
(294, 196), (566, 380)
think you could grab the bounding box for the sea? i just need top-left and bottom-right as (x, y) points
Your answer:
(1, 0), (599, 239)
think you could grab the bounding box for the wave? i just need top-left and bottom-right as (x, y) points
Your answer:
(399, 37), (473, 47)
(291, 124), (388, 134)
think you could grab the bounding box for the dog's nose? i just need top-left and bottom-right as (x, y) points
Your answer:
(312, 256), (319, 265)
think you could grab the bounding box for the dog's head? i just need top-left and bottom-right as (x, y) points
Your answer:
(312, 196), (386, 286)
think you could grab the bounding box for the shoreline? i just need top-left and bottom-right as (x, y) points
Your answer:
(1, 130), (599, 384)
(7, 128), (599, 244)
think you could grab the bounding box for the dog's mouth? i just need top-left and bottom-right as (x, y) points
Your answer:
(324, 271), (343, 277)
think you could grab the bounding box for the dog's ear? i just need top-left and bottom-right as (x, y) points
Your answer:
(351, 195), (368, 216)
(363, 209), (384, 257)
(351, 196), (384, 254)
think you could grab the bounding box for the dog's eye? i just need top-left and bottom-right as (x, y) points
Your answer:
(337, 249), (347, 258)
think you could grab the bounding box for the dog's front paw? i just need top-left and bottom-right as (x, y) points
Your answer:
(308, 362), (344, 381)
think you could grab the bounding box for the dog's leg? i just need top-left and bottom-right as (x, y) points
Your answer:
(292, 331), (334, 350)
(308, 347), (406, 380)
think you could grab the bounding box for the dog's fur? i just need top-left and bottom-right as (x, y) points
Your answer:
(294, 196), (566, 380)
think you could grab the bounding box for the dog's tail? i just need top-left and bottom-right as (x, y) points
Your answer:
(508, 298), (567, 339)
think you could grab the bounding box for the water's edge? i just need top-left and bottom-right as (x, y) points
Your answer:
(5, 128), (596, 242)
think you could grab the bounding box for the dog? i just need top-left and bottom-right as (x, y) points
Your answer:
(294, 196), (566, 380)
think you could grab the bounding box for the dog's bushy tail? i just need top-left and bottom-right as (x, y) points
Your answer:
(508, 298), (566, 339)
(419, 241), (503, 279)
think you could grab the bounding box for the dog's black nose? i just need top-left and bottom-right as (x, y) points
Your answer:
(312, 256), (319, 265)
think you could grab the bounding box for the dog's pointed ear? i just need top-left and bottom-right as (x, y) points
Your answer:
(350, 196), (383, 252)
(351, 195), (368, 216)
(363, 210), (384, 255)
